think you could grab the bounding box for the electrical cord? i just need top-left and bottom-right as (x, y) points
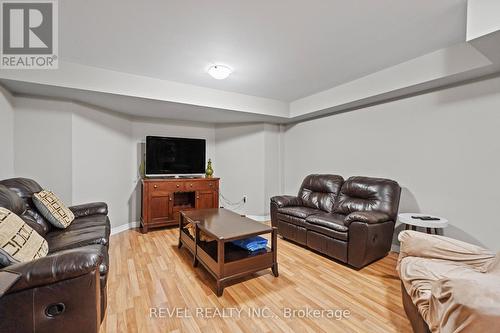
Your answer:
(219, 192), (245, 207)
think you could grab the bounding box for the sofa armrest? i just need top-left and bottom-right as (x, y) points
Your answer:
(398, 230), (496, 272)
(1, 246), (104, 295)
(344, 211), (392, 226)
(69, 202), (108, 218)
(270, 195), (302, 208)
(348, 221), (395, 268)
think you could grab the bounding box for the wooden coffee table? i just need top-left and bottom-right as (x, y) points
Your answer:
(178, 208), (278, 296)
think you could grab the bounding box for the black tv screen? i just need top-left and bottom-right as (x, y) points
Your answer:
(145, 136), (206, 176)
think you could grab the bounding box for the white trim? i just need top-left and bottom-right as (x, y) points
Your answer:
(246, 215), (271, 222)
(111, 221), (140, 235)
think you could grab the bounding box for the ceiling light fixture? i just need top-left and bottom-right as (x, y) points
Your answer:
(207, 64), (232, 80)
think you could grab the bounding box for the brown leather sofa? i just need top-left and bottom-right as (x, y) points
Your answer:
(271, 174), (401, 268)
(0, 178), (110, 333)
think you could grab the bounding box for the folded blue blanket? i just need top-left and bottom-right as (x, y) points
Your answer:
(231, 236), (268, 252)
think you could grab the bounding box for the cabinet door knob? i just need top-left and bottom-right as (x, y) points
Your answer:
(190, 184), (193, 187)
(209, 183), (213, 187)
(169, 197), (172, 201)
(197, 196), (199, 199)
(176, 184), (180, 188)
(153, 185), (158, 189)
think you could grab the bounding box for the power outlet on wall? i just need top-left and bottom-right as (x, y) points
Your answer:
(243, 195), (247, 203)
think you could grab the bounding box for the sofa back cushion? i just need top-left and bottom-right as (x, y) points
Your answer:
(334, 176), (401, 220)
(298, 174), (344, 213)
(0, 178), (52, 236)
(0, 184), (47, 236)
(0, 185), (25, 216)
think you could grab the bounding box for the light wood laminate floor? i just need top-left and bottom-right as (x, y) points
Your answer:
(101, 227), (411, 333)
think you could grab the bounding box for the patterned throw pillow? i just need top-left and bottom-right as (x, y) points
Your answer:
(0, 207), (48, 266)
(33, 190), (75, 229)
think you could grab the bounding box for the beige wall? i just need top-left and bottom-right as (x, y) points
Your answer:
(215, 124), (266, 216)
(263, 124), (282, 213)
(71, 104), (135, 229)
(12, 96), (217, 229)
(0, 87), (14, 179)
(14, 97), (73, 203)
(283, 75), (500, 251)
(215, 123), (281, 217)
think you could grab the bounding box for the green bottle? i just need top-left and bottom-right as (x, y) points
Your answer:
(139, 155), (145, 178)
(205, 158), (214, 178)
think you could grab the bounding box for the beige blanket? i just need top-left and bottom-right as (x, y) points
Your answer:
(397, 231), (500, 332)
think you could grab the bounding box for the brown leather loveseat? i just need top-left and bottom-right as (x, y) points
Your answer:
(0, 178), (110, 333)
(271, 174), (401, 268)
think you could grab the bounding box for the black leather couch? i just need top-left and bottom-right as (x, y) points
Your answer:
(0, 178), (110, 333)
(271, 174), (401, 268)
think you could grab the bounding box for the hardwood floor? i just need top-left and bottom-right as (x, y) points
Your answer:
(101, 227), (411, 333)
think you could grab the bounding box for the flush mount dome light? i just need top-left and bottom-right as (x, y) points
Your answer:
(207, 65), (232, 80)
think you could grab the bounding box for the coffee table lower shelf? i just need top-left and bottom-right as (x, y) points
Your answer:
(178, 228), (278, 296)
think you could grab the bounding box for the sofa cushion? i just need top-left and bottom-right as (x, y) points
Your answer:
(0, 178), (52, 236)
(0, 185), (45, 236)
(277, 206), (322, 219)
(46, 215), (110, 252)
(334, 176), (401, 220)
(277, 212), (310, 228)
(0, 185), (25, 216)
(306, 223), (348, 241)
(0, 207), (48, 266)
(298, 174), (344, 213)
(33, 190), (75, 229)
(306, 212), (348, 233)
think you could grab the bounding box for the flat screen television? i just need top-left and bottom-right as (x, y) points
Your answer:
(145, 136), (206, 176)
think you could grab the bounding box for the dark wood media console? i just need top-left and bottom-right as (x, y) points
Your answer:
(141, 177), (219, 233)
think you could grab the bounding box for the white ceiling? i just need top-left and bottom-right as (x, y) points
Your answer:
(59, 0), (467, 102)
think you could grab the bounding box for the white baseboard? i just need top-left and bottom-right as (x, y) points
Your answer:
(111, 221), (140, 235)
(246, 215), (271, 222)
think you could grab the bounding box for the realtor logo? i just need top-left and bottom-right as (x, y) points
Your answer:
(1, 0), (58, 69)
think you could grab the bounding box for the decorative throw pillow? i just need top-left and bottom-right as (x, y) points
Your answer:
(33, 190), (75, 229)
(0, 207), (48, 266)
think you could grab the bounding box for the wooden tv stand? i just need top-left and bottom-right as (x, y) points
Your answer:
(141, 177), (219, 233)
